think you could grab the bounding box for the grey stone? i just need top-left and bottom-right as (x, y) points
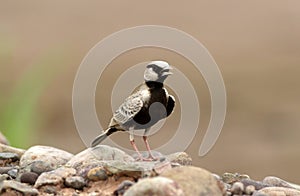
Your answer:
(20, 172), (39, 185)
(0, 152), (19, 161)
(34, 167), (76, 188)
(161, 166), (223, 195)
(0, 180), (39, 195)
(7, 168), (18, 179)
(263, 176), (300, 190)
(124, 177), (184, 196)
(65, 176), (86, 190)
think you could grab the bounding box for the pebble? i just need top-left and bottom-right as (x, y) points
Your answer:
(34, 167), (76, 188)
(245, 185), (256, 195)
(30, 160), (55, 175)
(20, 172), (39, 185)
(7, 168), (18, 179)
(0, 174), (10, 181)
(0, 152), (19, 162)
(0, 180), (39, 195)
(241, 179), (270, 190)
(87, 167), (108, 181)
(65, 176), (86, 190)
(0, 143), (25, 157)
(231, 181), (244, 195)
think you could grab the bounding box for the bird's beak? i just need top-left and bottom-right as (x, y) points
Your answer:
(161, 66), (173, 76)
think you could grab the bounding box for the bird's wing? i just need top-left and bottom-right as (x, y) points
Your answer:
(113, 92), (144, 124)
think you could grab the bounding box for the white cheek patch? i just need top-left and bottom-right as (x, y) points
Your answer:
(144, 68), (158, 81)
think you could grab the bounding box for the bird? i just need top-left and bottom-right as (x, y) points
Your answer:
(91, 60), (175, 161)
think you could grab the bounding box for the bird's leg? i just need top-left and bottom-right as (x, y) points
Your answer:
(143, 128), (157, 161)
(129, 131), (143, 161)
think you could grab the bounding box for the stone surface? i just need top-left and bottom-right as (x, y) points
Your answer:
(65, 176), (86, 190)
(0, 180), (39, 195)
(166, 152), (192, 166)
(34, 167), (76, 188)
(161, 166), (223, 195)
(263, 176), (300, 190)
(124, 177), (184, 196)
(20, 145), (73, 172)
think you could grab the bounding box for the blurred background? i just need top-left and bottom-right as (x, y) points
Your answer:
(1, 1), (299, 183)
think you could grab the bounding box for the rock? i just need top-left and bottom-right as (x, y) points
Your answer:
(153, 160), (172, 175)
(65, 176), (86, 190)
(20, 145), (73, 172)
(245, 185), (256, 195)
(231, 181), (244, 195)
(34, 167), (76, 188)
(131, 151), (164, 160)
(0, 180), (39, 195)
(20, 172), (39, 185)
(166, 152), (192, 166)
(124, 176), (184, 196)
(87, 167), (108, 181)
(113, 180), (135, 196)
(241, 179), (270, 190)
(221, 172), (250, 184)
(254, 187), (300, 196)
(0, 152), (19, 162)
(7, 168), (18, 179)
(0, 143), (26, 157)
(263, 176), (300, 190)
(161, 166), (223, 195)
(30, 160), (55, 175)
(66, 145), (134, 177)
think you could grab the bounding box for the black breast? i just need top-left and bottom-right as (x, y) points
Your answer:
(126, 82), (168, 129)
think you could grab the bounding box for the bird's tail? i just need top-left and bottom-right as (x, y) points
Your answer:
(91, 127), (117, 147)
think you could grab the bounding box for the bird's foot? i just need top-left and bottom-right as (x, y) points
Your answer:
(135, 155), (158, 162)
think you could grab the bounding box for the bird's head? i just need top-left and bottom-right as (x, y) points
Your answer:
(144, 61), (173, 83)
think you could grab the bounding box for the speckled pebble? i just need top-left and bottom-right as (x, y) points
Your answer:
(87, 167), (108, 181)
(20, 172), (39, 185)
(65, 176), (86, 190)
(30, 160), (55, 175)
(254, 187), (300, 196)
(231, 182), (244, 195)
(0, 152), (19, 161)
(0, 180), (39, 195)
(7, 168), (18, 179)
